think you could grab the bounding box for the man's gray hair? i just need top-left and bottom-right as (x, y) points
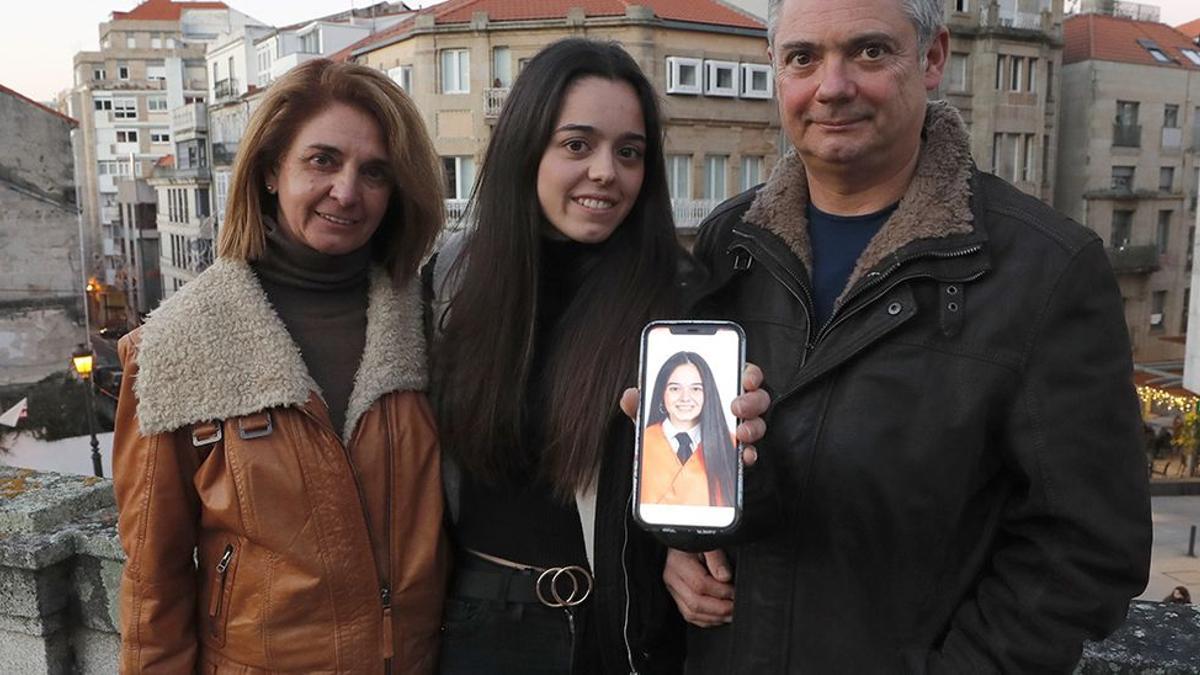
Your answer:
(767, 0), (945, 51)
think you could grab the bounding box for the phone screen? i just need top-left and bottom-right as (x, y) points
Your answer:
(635, 321), (743, 531)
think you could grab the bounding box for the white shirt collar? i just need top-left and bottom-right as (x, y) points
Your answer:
(661, 418), (702, 451)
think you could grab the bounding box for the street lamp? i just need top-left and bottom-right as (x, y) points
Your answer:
(71, 344), (103, 478)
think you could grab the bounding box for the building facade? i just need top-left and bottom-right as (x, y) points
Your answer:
(938, 0), (1064, 204)
(68, 0), (262, 308)
(347, 0), (779, 235)
(1057, 12), (1200, 363)
(0, 86), (83, 385)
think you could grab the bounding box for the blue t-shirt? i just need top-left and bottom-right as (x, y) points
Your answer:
(807, 202), (897, 326)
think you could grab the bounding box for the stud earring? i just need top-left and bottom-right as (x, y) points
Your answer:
(266, 184), (276, 193)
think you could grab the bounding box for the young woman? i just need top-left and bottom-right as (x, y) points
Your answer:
(111, 59), (448, 673)
(640, 352), (737, 507)
(429, 39), (687, 674)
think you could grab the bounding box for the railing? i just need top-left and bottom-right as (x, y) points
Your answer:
(996, 11), (1045, 30)
(484, 88), (510, 119)
(672, 199), (724, 231)
(1106, 244), (1159, 274)
(1113, 124), (1142, 148)
(1111, 173), (1135, 192)
(214, 78), (239, 101)
(445, 199), (469, 228)
(154, 166), (211, 181)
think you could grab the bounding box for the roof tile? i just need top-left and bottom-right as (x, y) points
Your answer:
(111, 0), (229, 22)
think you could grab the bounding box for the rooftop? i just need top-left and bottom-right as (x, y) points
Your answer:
(1175, 17), (1200, 41)
(0, 84), (77, 127)
(110, 0), (229, 22)
(1064, 13), (1200, 69)
(336, 0), (764, 61)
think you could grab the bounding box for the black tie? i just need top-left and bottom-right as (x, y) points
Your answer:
(675, 432), (693, 464)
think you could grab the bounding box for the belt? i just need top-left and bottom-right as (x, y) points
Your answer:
(451, 548), (593, 609)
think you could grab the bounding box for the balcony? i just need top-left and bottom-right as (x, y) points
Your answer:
(1113, 123), (1142, 148)
(445, 199), (469, 228)
(1106, 244), (1160, 275)
(171, 102), (207, 136)
(153, 165), (211, 182)
(672, 199), (725, 232)
(210, 142), (237, 167)
(214, 78), (239, 102)
(484, 88), (510, 119)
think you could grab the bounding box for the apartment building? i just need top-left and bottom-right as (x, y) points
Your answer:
(1057, 13), (1200, 363)
(345, 0), (779, 235)
(937, 0), (1064, 203)
(149, 103), (215, 298)
(68, 0), (262, 304)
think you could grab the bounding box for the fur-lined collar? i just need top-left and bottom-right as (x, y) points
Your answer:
(133, 258), (427, 443)
(743, 101), (976, 305)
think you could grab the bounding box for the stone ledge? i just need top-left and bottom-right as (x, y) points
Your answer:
(0, 466), (113, 536)
(1078, 601), (1200, 673)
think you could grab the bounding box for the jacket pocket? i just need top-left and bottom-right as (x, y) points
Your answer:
(206, 540), (239, 647)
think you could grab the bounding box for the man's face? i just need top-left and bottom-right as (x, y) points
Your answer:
(768, 0), (947, 177)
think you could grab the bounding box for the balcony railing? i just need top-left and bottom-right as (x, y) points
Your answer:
(171, 102), (207, 136)
(484, 88), (510, 119)
(1113, 123), (1142, 148)
(672, 199), (725, 232)
(445, 199), (469, 228)
(1106, 244), (1159, 275)
(214, 78), (239, 101)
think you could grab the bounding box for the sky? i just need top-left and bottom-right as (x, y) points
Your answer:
(1, 0), (1198, 105)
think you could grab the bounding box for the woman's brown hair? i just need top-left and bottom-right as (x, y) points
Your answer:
(218, 58), (443, 281)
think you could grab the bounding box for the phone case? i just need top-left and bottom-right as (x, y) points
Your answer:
(633, 317), (744, 533)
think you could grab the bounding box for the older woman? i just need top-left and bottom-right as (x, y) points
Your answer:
(111, 59), (447, 673)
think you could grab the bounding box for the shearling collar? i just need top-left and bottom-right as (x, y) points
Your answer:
(133, 258), (427, 443)
(743, 101), (976, 304)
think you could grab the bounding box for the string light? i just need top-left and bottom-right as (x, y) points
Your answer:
(1137, 385), (1198, 416)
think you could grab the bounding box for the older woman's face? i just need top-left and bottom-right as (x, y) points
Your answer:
(268, 102), (392, 255)
(664, 363), (704, 430)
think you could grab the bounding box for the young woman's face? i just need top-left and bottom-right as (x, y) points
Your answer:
(268, 102), (393, 255)
(663, 363), (704, 429)
(536, 77), (647, 244)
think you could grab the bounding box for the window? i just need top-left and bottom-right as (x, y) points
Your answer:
(1151, 291), (1167, 330)
(992, 133), (1022, 182)
(954, 0), (969, 12)
(146, 62), (166, 81)
(1027, 58), (1037, 93)
(492, 47), (512, 88)
(93, 98), (113, 111)
(705, 155), (728, 200)
(166, 37), (175, 49)
(1183, 49), (1200, 66)
(150, 130), (170, 144)
(1157, 210), (1172, 255)
(196, 188), (210, 218)
(947, 53), (968, 91)
(1116, 100), (1139, 126)
(299, 31), (320, 54)
(1022, 134), (1036, 182)
(1112, 166), (1135, 191)
(1111, 209), (1133, 248)
(92, 67), (106, 81)
(1046, 60), (1054, 101)
(440, 49), (470, 94)
(1147, 48), (1170, 63)
(118, 64), (130, 80)
(152, 36), (162, 49)
(212, 62), (219, 84)
(388, 65), (413, 92)
(127, 36), (136, 48)
(1009, 56), (1023, 92)
(1164, 104), (1179, 129)
(1160, 167), (1175, 192)
(116, 129), (139, 143)
(147, 96), (167, 112)
(705, 60), (739, 97)
(740, 63), (773, 99)
(995, 55), (1007, 90)
(442, 156), (475, 200)
(113, 98), (137, 120)
(666, 57), (702, 95)
(741, 156), (764, 191)
(667, 155), (692, 199)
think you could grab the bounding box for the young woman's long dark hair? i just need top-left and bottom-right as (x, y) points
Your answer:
(433, 39), (680, 498)
(646, 352), (737, 506)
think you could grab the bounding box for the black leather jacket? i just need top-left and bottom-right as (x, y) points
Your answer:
(679, 104), (1152, 674)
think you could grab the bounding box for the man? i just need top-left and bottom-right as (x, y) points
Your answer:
(663, 0), (1152, 672)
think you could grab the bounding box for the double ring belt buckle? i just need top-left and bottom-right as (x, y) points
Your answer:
(534, 565), (593, 608)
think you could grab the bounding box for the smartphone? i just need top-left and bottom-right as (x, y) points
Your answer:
(633, 320), (745, 534)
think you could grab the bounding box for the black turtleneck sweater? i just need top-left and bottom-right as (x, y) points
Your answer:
(455, 236), (604, 570)
(252, 220), (371, 436)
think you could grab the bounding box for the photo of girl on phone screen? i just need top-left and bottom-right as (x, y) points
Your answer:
(640, 351), (737, 508)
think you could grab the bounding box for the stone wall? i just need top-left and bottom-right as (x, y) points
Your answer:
(0, 465), (1196, 673)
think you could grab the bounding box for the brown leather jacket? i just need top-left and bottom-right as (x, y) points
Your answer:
(112, 260), (448, 674)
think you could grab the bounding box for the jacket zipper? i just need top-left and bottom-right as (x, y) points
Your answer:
(381, 409), (395, 673)
(299, 406), (393, 670)
(208, 543), (234, 635)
